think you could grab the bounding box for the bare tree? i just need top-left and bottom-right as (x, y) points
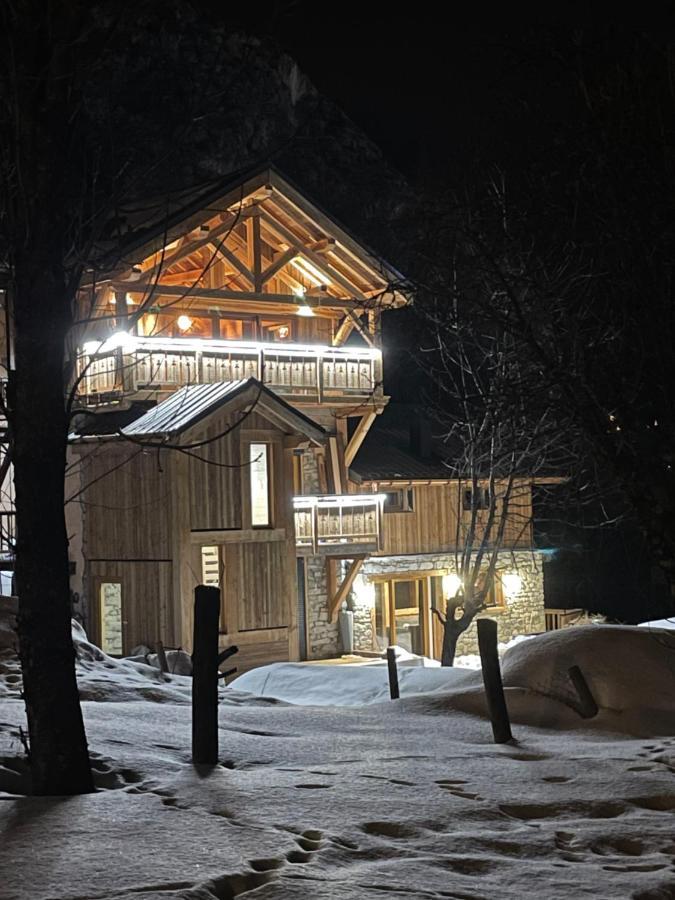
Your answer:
(413, 245), (562, 664)
(0, 0), (323, 794)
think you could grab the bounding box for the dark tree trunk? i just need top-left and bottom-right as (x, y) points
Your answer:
(10, 258), (93, 796)
(441, 615), (469, 667)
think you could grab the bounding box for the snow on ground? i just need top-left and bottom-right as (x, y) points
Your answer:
(1, 621), (675, 899)
(640, 618), (675, 631)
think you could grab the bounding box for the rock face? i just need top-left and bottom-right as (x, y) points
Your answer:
(87, 5), (411, 271)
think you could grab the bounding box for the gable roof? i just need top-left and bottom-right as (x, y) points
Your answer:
(72, 379), (325, 445)
(100, 164), (407, 308)
(351, 405), (456, 482)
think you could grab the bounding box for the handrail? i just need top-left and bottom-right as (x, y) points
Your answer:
(293, 494), (385, 554)
(77, 336), (382, 402)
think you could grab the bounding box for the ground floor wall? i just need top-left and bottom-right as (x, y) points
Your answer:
(304, 550), (547, 660)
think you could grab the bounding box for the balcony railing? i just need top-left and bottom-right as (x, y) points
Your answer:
(77, 335), (382, 404)
(294, 494), (385, 554)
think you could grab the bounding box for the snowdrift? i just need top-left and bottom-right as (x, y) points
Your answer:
(231, 625), (675, 735)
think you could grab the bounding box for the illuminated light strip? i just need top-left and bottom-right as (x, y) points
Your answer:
(290, 256), (329, 287)
(81, 334), (382, 361)
(293, 494), (386, 508)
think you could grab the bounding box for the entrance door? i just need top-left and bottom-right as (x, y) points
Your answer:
(373, 576), (433, 656)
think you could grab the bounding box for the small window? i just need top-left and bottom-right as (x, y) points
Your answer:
(100, 582), (123, 656)
(201, 546), (220, 586)
(383, 488), (415, 513)
(476, 571), (505, 610)
(250, 443), (271, 527)
(462, 486), (492, 511)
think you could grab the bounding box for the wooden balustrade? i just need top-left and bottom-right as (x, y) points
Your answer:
(77, 338), (381, 404)
(294, 495), (383, 554)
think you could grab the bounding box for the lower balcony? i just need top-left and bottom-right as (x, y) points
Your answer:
(77, 335), (382, 406)
(294, 494), (384, 555)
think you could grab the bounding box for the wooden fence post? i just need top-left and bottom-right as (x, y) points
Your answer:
(386, 646), (400, 700)
(192, 585), (220, 764)
(568, 665), (598, 719)
(155, 640), (169, 674)
(477, 618), (513, 744)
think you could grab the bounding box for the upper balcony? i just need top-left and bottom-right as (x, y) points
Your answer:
(76, 334), (383, 408)
(294, 494), (385, 555)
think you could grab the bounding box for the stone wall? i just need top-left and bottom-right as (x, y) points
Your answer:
(305, 555), (340, 658)
(358, 550), (546, 657)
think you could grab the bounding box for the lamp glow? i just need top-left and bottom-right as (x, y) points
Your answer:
(352, 576), (375, 609)
(502, 572), (522, 598)
(442, 573), (463, 598)
(177, 315), (193, 332)
(296, 302), (315, 317)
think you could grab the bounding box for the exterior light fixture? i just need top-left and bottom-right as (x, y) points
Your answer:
(442, 573), (463, 598)
(502, 572), (523, 598)
(177, 315), (193, 332)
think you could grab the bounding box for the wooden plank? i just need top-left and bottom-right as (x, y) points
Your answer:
(344, 411), (377, 468)
(189, 528), (286, 545)
(329, 557), (364, 622)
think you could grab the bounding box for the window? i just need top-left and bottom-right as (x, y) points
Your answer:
(383, 488), (415, 513)
(259, 317), (294, 342)
(201, 546), (220, 586)
(476, 571), (505, 610)
(100, 582), (123, 656)
(462, 486), (492, 511)
(250, 443), (271, 527)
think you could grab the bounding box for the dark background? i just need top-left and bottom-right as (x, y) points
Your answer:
(199, 4), (674, 623)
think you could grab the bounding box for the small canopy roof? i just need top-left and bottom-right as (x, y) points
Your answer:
(72, 379), (326, 445)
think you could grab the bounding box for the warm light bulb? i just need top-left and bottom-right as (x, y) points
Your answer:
(501, 572), (522, 598)
(442, 574), (462, 598)
(177, 315), (193, 332)
(296, 303), (314, 317)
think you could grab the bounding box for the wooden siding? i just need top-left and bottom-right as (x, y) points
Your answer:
(377, 482), (534, 557)
(189, 418), (241, 531)
(79, 446), (171, 559)
(88, 560), (175, 652)
(223, 540), (291, 631)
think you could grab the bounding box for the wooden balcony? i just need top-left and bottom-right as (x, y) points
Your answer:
(77, 336), (382, 406)
(294, 494), (384, 555)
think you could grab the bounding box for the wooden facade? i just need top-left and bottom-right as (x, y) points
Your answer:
(72, 386), (323, 671)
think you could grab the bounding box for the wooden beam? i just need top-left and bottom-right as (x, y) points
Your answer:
(260, 246), (300, 284)
(346, 310), (375, 348)
(115, 282), (363, 311)
(214, 244), (255, 286)
(252, 214), (262, 291)
(259, 210), (371, 303)
(135, 215), (237, 281)
(329, 557), (365, 622)
(333, 313), (355, 347)
(344, 411), (377, 468)
(328, 436), (343, 494)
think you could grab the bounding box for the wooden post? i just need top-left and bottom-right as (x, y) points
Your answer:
(155, 640), (169, 674)
(192, 585), (220, 764)
(477, 618), (513, 744)
(386, 646), (400, 700)
(568, 665), (598, 719)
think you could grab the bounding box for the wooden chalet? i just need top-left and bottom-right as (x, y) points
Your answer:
(1, 163), (551, 667)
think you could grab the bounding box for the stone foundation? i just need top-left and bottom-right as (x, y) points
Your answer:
(359, 550), (546, 658)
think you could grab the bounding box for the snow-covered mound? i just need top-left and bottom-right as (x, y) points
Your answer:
(231, 625), (675, 736)
(230, 655), (477, 707)
(639, 617), (675, 630)
(500, 624), (675, 734)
